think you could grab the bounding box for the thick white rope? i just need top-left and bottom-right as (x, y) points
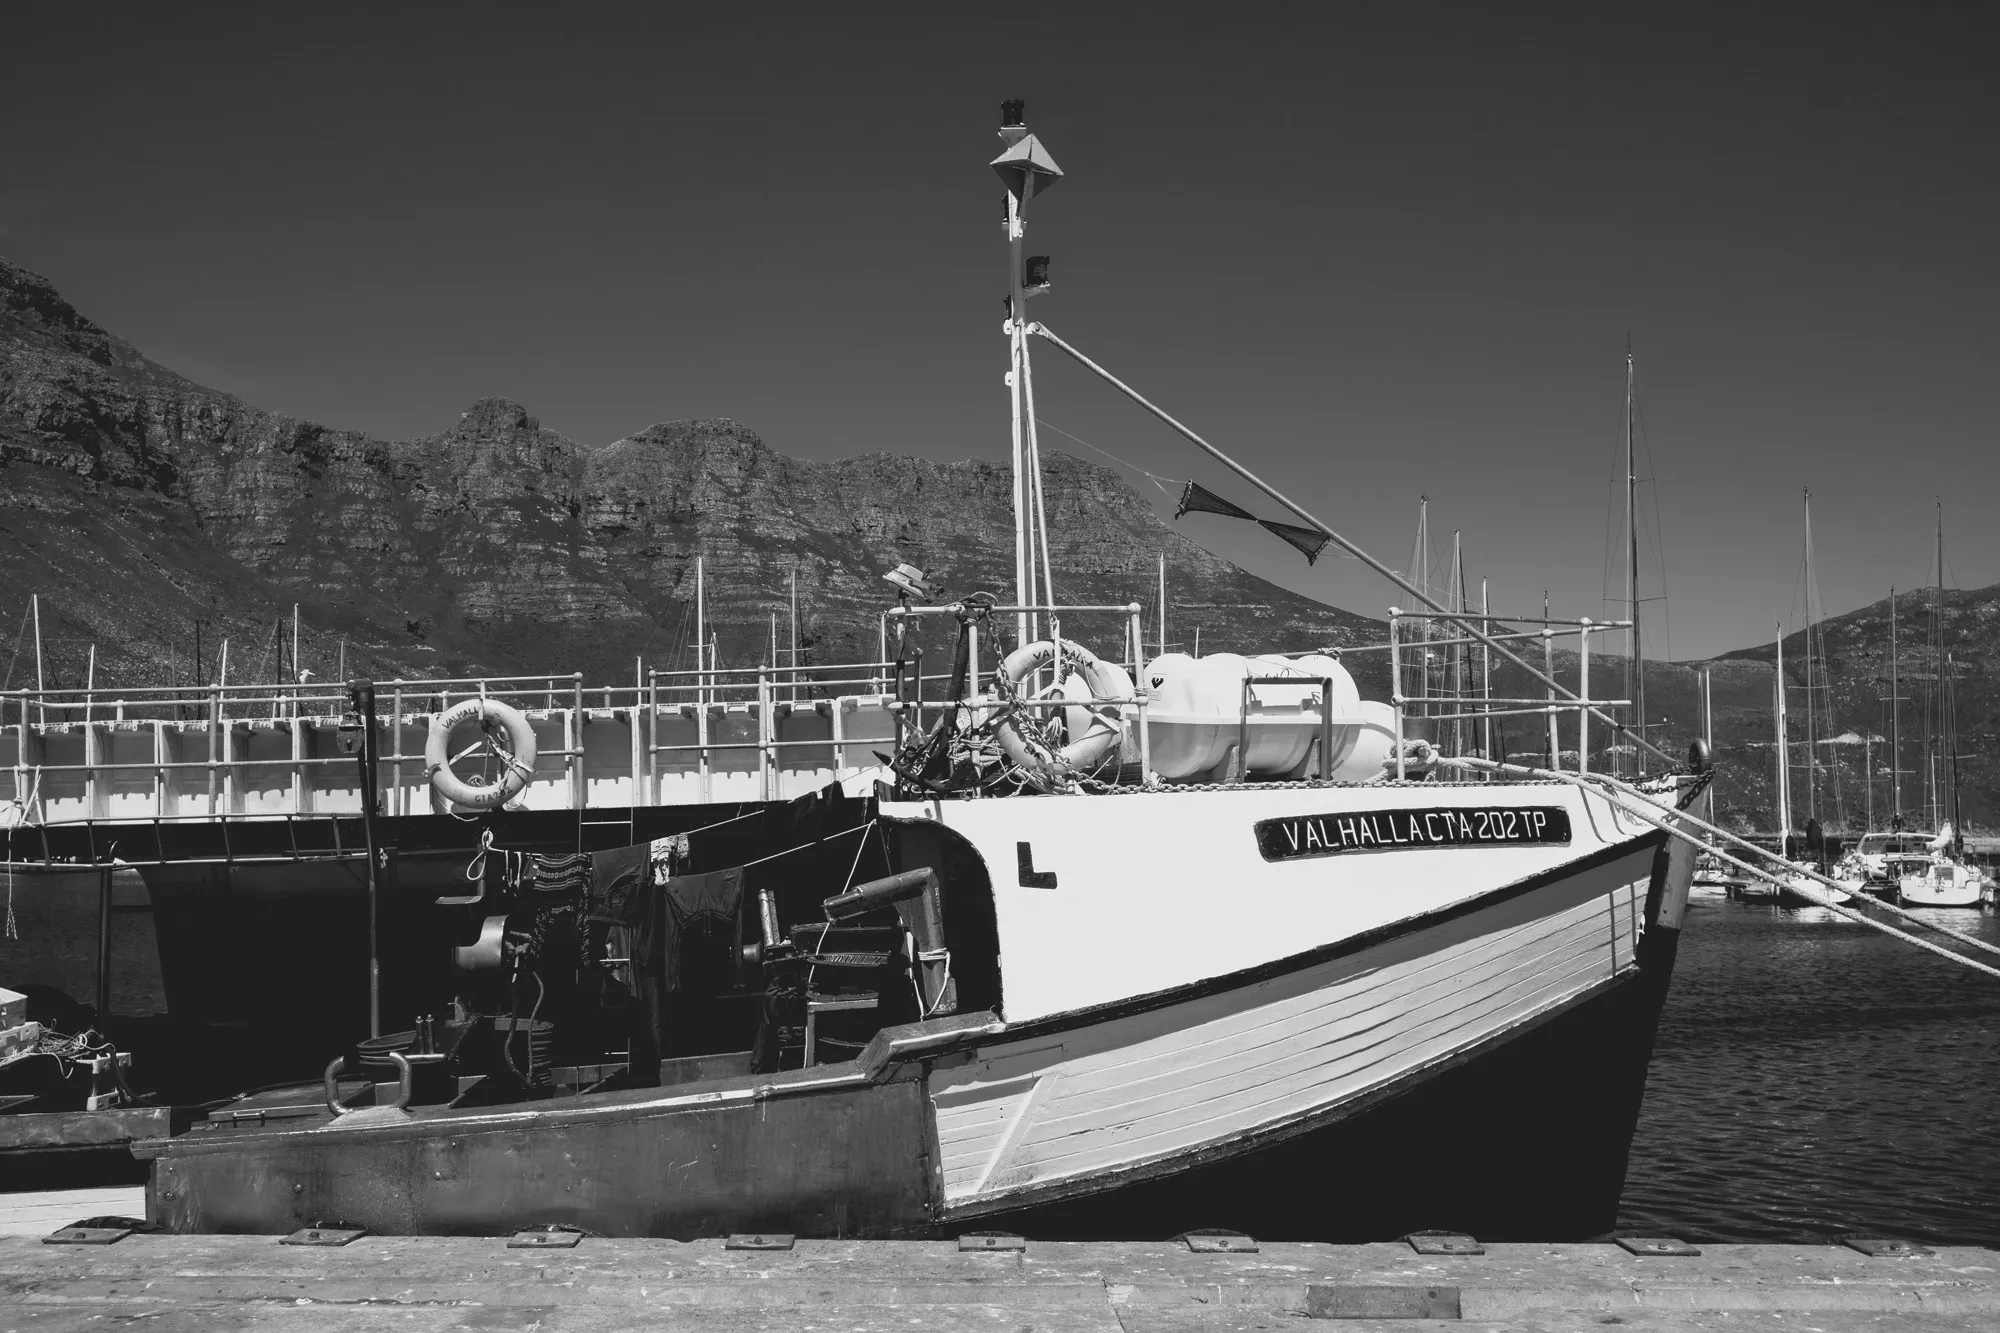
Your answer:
(1443, 757), (2000, 982)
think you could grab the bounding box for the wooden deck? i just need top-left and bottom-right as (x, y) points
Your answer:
(0, 1204), (1994, 1331)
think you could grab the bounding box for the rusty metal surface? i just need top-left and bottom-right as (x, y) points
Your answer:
(150, 1073), (937, 1238)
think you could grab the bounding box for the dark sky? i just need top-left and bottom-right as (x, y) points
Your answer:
(5, 4), (1994, 658)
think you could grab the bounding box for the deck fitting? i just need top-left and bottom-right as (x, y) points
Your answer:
(958, 1232), (1026, 1252)
(1405, 1230), (1484, 1255)
(726, 1233), (796, 1251)
(281, 1226), (367, 1246)
(509, 1227), (585, 1249)
(42, 1225), (132, 1246)
(1179, 1229), (1259, 1253)
(1615, 1236), (1701, 1256)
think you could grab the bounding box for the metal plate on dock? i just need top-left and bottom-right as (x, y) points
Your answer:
(1844, 1236), (1935, 1257)
(958, 1232), (1026, 1252)
(726, 1233), (796, 1251)
(1180, 1230), (1259, 1253)
(282, 1226), (367, 1246)
(508, 1227), (584, 1249)
(43, 1225), (132, 1245)
(1616, 1236), (1702, 1256)
(1406, 1230), (1484, 1255)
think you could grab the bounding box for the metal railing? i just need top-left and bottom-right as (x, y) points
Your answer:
(1388, 609), (1634, 781)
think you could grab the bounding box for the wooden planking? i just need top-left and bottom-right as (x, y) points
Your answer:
(940, 900), (1624, 1198)
(932, 857), (1649, 1203)
(999, 900), (1629, 1187)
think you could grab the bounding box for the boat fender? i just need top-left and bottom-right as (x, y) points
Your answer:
(994, 639), (1124, 791)
(425, 698), (538, 809)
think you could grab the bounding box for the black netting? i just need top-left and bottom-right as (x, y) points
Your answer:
(1174, 480), (1257, 523)
(1259, 519), (1330, 565)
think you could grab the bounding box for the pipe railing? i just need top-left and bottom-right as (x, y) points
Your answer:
(1389, 611), (1638, 781)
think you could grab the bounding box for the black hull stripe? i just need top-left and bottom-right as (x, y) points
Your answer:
(996, 829), (1667, 1042)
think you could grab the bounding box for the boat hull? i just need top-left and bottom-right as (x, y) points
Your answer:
(145, 792), (1690, 1241)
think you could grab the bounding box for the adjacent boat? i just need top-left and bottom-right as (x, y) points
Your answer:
(18, 103), (1704, 1240)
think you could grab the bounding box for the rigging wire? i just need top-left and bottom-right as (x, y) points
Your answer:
(1033, 417), (1178, 499)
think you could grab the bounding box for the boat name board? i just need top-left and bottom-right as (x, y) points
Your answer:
(1255, 806), (1572, 862)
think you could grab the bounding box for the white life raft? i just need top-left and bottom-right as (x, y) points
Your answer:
(425, 698), (538, 810)
(994, 639), (1130, 791)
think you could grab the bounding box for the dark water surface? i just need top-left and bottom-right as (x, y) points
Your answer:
(1619, 897), (2000, 1246)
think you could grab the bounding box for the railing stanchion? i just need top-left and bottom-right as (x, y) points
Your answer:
(647, 668), (659, 806)
(1578, 619), (1592, 778)
(1390, 610), (1405, 781)
(571, 673), (585, 811)
(391, 688), (404, 817)
(207, 686), (221, 816)
(758, 667), (772, 801)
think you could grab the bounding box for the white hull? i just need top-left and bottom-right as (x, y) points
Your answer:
(889, 781), (1687, 1218)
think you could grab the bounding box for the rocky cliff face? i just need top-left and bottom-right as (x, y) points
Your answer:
(8, 254), (1989, 831)
(0, 257), (1376, 697)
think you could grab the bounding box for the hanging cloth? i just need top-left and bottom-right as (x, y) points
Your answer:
(1176, 481), (1337, 565)
(1258, 519), (1330, 565)
(1175, 480), (1257, 522)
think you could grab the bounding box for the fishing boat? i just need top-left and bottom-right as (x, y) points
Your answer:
(23, 104), (1702, 1241)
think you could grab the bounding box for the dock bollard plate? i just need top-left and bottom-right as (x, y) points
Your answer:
(1843, 1236), (1935, 1257)
(282, 1226), (367, 1247)
(1179, 1229), (1259, 1253)
(726, 1233), (796, 1251)
(509, 1227), (585, 1249)
(1616, 1236), (1702, 1256)
(958, 1232), (1026, 1252)
(43, 1226), (133, 1246)
(1405, 1230), (1484, 1255)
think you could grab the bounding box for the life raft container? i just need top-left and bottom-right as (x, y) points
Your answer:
(994, 639), (1127, 791)
(425, 698), (538, 810)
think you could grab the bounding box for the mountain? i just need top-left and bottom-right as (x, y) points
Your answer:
(7, 255), (1989, 832)
(0, 256), (1376, 702)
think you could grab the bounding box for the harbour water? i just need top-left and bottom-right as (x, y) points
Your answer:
(1620, 896), (2000, 1246)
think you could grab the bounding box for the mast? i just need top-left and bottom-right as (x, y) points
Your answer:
(1890, 586), (1899, 819)
(1933, 503), (1946, 830)
(1157, 553), (1167, 657)
(992, 100), (1060, 650)
(1704, 668), (1720, 824)
(1006, 130), (1030, 650)
(1624, 345), (1642, 777)
(1775, 622), (1791, 848)
(1480, 576), (1492, 762)
(1802, 488), (1816, 822)
(1449, 530), (1463, 758)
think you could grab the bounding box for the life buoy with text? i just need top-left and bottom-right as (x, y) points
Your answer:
(425, 698), (538, 810)
(994, 639), (1125, 791)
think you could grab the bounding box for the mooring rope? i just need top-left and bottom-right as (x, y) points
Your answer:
(1442, 757), (2000, 982)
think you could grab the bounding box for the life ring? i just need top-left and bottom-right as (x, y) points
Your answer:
(994, 639), (1126, 791)
(425, 698), (539, 810)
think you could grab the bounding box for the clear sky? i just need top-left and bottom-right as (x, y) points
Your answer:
(5, 4), (1994, 659)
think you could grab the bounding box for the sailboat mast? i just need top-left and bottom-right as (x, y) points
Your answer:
(1802, 488), (1817, 822)
(1933, 503), (1946, 830)
(1624, 346), (1642, 777)
(1889, 586), (1900, 818)
(1775, 622), (1791, 845)
(1157, 553), (1167, 657)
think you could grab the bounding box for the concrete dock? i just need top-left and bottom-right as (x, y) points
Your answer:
(1, 1210), (1996, 1333)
